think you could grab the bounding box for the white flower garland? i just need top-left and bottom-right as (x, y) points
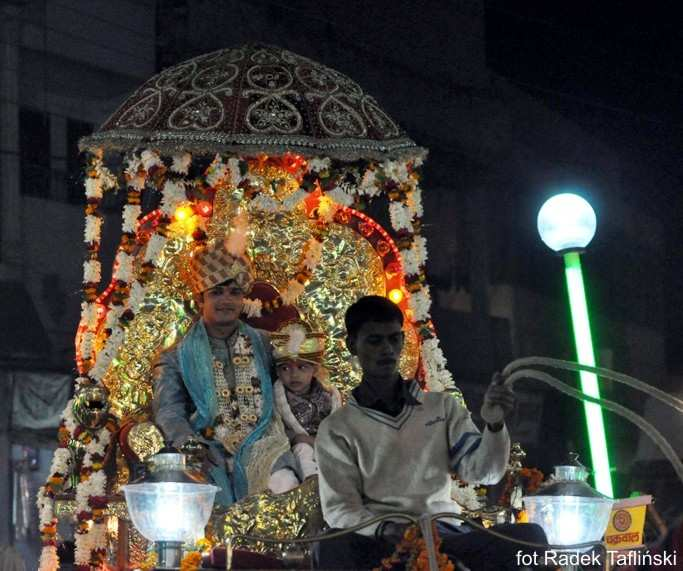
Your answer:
(104, 306), (124, 331)
(141, 149), (162, 171)
(408, 186), (424, 218)
(401, 247), (421, 277)
(388, 201), (414, 232)
(327, 184), (355, 207)
(82, 260), (101, 284)
(171, 152), (192, 175)
(112, 251), (134, 282)
(38, 546), (58, 571)
(381, 159), (456, 392)
(358, 168), (380, 197)
(382, 159), (410, 183)
(122, 204), (141, 233)
(38, 399), (114, 571)
(307, 157), (331, 173)
(421, 337), (454, 390)
(408, 286), (432, 322)
(128, 281), (146, 313)
(227, 157), (242, 188)
(206, 154), (229, 188)
(451, 480), (483, 512)
(160, 178), (187, 216)
(83, 215), (103, 243)
(78, 152), (117, 366)
(89, 327), (125, 382)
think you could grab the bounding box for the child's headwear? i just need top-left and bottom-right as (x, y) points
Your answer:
(270, 321), (326, 366)
(185, 239), (254, 295)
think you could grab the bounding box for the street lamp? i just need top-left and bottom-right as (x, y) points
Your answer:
(537, 193), (614, 498)
(122, 450), (218, 570)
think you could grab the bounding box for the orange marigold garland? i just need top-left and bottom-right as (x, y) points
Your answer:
(180, 551), (203, 571)
(500, 467), (545, 516)
(375, 524), (455, 571)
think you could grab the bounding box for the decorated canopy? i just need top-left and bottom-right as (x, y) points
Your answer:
(81, 44), (425, 161)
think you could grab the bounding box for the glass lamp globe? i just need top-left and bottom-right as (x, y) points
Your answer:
(123, 450), (218, 569)
(524, 463), (614, 552)
(537, 193), (597, 252)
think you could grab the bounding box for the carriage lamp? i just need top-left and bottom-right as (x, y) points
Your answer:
(122, 450), (217, 570)
(524, 457), (614, 551)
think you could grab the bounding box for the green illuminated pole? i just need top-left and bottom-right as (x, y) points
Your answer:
(563, 251), (614, 497)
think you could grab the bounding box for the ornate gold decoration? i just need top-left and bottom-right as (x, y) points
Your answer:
(127, 421), (165, 462)
(219, 476), (322, 557)
(102, 237), (195, 419)
(208, 185), (417, 394)
(251, 165), (301, 202)
(128, 525), (151, 569)
(72, 384), (110, 430)
(54, 495), (129, 520)
(114, 448), (131, 492)
(101, 179), (418, 417)
(400, 323), (420, 382)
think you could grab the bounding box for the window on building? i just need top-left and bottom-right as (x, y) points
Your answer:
(66, 119), (94, 204)
(19, 107), (51, 198)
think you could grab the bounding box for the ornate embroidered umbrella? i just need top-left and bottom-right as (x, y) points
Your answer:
(82, 44), (425, 161)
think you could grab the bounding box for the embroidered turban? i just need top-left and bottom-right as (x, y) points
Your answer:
(186, 239), (254, 294)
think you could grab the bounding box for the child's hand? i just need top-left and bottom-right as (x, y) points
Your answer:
(292, 434), (316, 447)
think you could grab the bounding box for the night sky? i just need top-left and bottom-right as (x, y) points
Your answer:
(484, 1), (683, 372)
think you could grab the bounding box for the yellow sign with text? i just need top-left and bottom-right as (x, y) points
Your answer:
(604, 495), (652, 550)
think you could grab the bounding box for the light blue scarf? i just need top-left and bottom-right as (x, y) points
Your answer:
(177, 319), (273, 504)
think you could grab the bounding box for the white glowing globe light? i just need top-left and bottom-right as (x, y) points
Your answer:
(537, 193), (597, 252)
(523, 495), (614, 552)
(523, 465), (614, 552)
(123, 481), (218, 543)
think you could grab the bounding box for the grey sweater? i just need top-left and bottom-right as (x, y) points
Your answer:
(315, 380), (510, 536)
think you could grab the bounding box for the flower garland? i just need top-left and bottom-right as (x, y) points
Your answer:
(37, 398), (77, 571)
(40, 148), (118, 571)
(450, 479), (485, 512)
(376, 159), (454, 392)
(84, 150), (192, 384)
(78, 150), (117, 371)
(375, 524), (454, 571)
(499, 467), (544, 512)
(37, 396), (116, 571)
(41, 150), (193, 571)
(179, 551), (202, 571)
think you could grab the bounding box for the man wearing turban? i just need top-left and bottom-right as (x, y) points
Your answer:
(152, 240), (289, 506)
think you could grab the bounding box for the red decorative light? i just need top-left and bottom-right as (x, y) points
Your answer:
(195, 201), (213, 217)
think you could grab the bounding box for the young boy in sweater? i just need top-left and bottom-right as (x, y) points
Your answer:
(268, 321), (342, 494)
(314, 296), (547, 570)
